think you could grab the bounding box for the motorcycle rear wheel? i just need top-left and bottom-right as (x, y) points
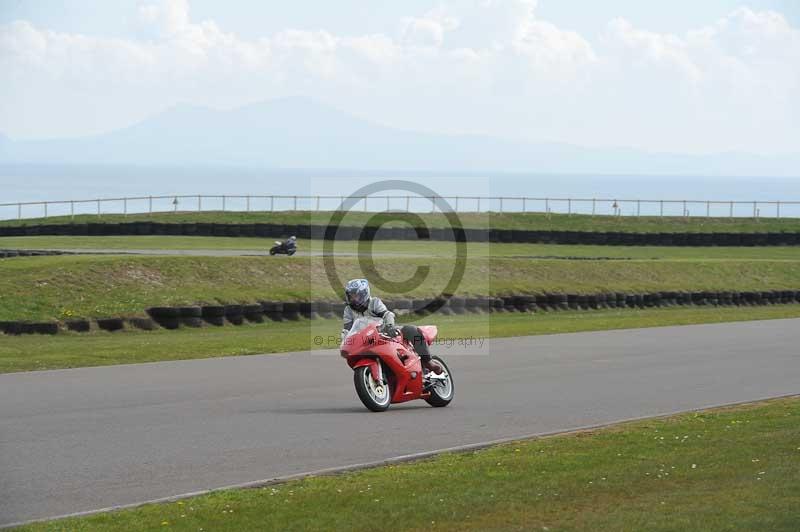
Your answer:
(425, 356), (454, 407)
(354, 365), (391, 412)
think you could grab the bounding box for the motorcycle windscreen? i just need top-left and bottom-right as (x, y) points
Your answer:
(344, 316), (383, 340)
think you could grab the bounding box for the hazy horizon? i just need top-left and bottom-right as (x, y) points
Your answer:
(2, 0), (799, 155)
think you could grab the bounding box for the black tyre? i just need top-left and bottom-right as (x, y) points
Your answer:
(354, 364), (391, 412)
(425, 356), (454, 407)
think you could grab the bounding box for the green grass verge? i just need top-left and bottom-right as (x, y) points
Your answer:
(4, 235), (800, 261)
(2, 306), (799, 374)
(3, 254), (800, 321)
(3, 210), (799, 233)
(15, 397), (800, 531)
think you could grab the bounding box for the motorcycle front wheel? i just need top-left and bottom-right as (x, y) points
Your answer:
(425, 356), (454, 407)
(354, 365), (391, 412)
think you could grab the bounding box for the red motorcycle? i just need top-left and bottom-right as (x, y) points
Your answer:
(341, 317), (454, 412)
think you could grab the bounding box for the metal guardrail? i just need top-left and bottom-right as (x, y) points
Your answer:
(1, 194), (800, 220)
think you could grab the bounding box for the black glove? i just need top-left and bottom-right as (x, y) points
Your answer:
(382, 324), (399, 337)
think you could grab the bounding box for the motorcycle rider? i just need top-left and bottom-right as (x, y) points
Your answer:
(342, 278), (443, 375)
(284, 235), (297, 253)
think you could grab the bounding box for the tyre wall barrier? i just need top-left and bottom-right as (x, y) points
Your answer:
(3, 222), (800, 246)
(1, 249), (76, 259)
(3, 289), (800, 335)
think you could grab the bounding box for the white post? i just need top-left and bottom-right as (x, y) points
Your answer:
(706, 201), (710, 218)
(636, 200), (640, 217)
(44, 202), (48, 218)
(406, 196), (411, 212)
(316, 196), (320, 211)
(477, 197), (481, 213)
(149, 196), (153, 213)
(123, 198), (127, 217)
(523, 198), (527, 213)
(97, 199), (101, 218)
(386, 196), (390, 211)
(500, 198), (503, 213)
(222, 195), (226, 212)
(660, 200), (664, 218)
(777, 201), (781, 218)
(455, 196), (460, 212)
(568, 199), (571, 216)
(293, 196), (298, 210)
(753, 201), (757, 218)
(364, 196), (368, 212)
(270, 196), (274, 211)
(591, 198), (595, 216)
(730, 201), (733, 218)
(683, 200), (687, 217)
(247, 196), (250, 212)
(198, 195), (202, 211)
(545, 198), (549, 214)
(70, 201), (74, 220)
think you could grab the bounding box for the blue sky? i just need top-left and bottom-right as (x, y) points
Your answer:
(1, 0), (798, 154)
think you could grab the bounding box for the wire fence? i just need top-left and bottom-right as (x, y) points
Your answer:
(2, 194), (800, 220)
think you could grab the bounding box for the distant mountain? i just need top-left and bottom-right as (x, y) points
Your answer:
(1, 97), (798, 176)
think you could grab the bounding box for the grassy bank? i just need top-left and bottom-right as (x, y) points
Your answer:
(2, 255), (800, 321)
(2, 306), (799, 373)
(16, 396), (800, 531)
(4, 235), (800, 260)
(3, 210), (800, 233)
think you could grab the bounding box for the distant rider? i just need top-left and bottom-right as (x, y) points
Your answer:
(342, 278), (443, 374)
(284, 235), (297, 253)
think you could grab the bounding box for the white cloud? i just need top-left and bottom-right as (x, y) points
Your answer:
(0, 0), (797, 153)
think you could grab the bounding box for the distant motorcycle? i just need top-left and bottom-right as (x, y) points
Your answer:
(340, 317), (454, 412)
(269, 240), (296, 256)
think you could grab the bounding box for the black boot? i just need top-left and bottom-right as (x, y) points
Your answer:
(422, 357), (443, 375)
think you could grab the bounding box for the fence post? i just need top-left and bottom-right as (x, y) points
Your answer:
(706, 201), (710, 218)
(660, 200), (664, 218)
(44, 202), (48, 218)
(198, 195), (202, 212)
(149, 196), (153, 214)
(316, 196), (320, 211)
(753, 201), (757, 219)
(406, 196), (411, 212)
(364, 196), (368, 212)
(97, 199), (101, 218)
(568, 199), (572, 216)
(683, 200), (687, 217)
(730, 201), (733, 218)
(386, 195), (390, 211)
(777, 201), (781, 218)
(545, 198), (549, 214)
(246, 196), (250, 212)
(70, 201), (74, 220)
(636, 200), (640, 217)
(455, 196), (460, 212)
(222, 195), (226, 212)
(591, 198), (595, 216)
(499, 197), (503, 213)
(477, 197), (481, 213)
(123, 198), (127, 218)
(270, 196), (274, 212)
(293, 196), (297, 210)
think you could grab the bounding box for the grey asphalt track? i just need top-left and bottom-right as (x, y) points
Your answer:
(2, 319), (799, 526)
